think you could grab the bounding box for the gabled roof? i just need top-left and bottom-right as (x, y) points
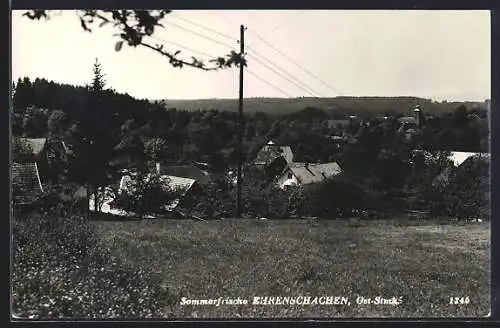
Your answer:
(254, 144), (294, 165)
(120, 172), (195, 194)
(15, 138), (47, 155)
(118, 173), (196, 212)
(398, 116), (417, 124)
(157, 164), (210, 185)
(448, 152), (490, 167)
(281, 162), (342, 185)
(12, 162), (44, 204)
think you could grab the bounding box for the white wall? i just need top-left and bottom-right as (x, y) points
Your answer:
(276, 168), (299, 189)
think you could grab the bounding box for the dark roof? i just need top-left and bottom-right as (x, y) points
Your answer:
(398, 116), (417, 124)
(12, 162), (44, 204)
(281, 162), (342, 185)
(254, 144), (294, 165)
(158, 164), (210, 185)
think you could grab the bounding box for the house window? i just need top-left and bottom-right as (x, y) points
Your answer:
(287, 173), (293, 179)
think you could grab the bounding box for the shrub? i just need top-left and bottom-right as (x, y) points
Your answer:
(185, 176), (236, 219)
(306, 174), (367, 219)
(113, 170), (183, 218)
(12, 206), (177, 319)
(425, 156), (490, 221)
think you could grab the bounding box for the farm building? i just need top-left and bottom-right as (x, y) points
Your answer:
(254, 141), (294, 165)
(89, 163), (199, 217)
(12, 137), (71, 181)
(11, 162), (45, 205)
(253, 141), (295, 182)
(276, 162), (342, 189)
(154, 163), (210, 186)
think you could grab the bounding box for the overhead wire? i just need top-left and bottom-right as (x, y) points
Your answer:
(168, 13), (237, 42)
(246, 51), (323, 98)
(147, 35), (294, 98)
(151, 20), (327, 99)
(160, 14), (328, 98)
(268, 11), (301, 34)
(163, 20), (237, 50)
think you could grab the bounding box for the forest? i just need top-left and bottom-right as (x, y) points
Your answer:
(11, 60), (490, 220)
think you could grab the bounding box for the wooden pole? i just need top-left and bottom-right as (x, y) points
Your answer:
(236, 25), (245, 218)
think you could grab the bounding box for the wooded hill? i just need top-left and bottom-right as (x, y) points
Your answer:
(158, 97), (489, 117)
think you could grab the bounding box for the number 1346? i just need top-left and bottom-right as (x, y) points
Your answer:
(449, 297), (470, 305)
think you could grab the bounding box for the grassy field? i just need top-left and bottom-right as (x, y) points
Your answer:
(92, 217), (490, 319)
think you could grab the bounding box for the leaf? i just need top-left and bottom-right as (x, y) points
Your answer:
(99, 20), (109, 28)
(115, 41), (124, 52)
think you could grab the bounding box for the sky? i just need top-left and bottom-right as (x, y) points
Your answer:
(12, 10), (491, 101)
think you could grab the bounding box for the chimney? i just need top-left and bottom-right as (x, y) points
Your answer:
(156, 162), (160, 175)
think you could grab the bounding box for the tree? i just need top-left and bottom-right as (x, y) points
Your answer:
(144, 137), (168, 164)
(47, 110), (69, 138)
(70, 59), (117, 213)
(453, 104), (469, 129)
(21, 106), (49, 137)
(22, 10), (246, 71)
(112, 170), (182, 218)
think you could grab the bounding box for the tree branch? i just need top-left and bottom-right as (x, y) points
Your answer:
(22, 9), (247, 71)
(139, 42), (218, 71)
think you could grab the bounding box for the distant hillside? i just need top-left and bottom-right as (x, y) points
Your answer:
(159, 97), (488, 118)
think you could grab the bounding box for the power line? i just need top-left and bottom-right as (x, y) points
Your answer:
(206, 11), (240, 27)
(148, 35), (216, 58)
(248, 29), (374, 112)
(163, 21), (236, 50)
(246, 70), (293, 98)
(247, 30), (345, 96)
(146, 35), (295, 98)
(205, 11), (345, 97)
(246, 45), (324, 98)
(169, 13), (237, 43)
(269, 11), (301, 34)
(246, 53), (322, 98)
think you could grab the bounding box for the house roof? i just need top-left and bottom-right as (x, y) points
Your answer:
(157, 164), (210, 185)
(163, 175), (197, 195)
(254, 144), (294, 164)
(398, 116), (417, 124)
(120, 174), (196, 196)
(13, 138), (47, 156)
(448, 152), (490, 167)
(283, 162), (342, 185)
(12, 162), (44, 204)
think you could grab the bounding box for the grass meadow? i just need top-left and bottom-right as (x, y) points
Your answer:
(91, 217), (490, 318)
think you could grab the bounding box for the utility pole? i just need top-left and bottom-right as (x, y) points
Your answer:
(236, 24), (245, 218)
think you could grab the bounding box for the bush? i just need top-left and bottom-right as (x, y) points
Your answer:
(113, 171), (183, 218)
(12, 207), (176, 319)
(306, 174), (367, 219)
(425, 157), (490, 221)
(185, 176), (236, 218)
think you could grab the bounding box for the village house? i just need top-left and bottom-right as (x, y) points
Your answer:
(397, 105), (424, 141)
(253, 141), (295, 181)
(275, 162), (342, 190)
(155, 163), (210, 186)
(11, 162), (45, 205)
(12, 137), (72, 182)
(431, 151), (491, 187)
(89, 162), (201, 217)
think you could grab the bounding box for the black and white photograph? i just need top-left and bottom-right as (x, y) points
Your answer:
(11, 9), (491, 319)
